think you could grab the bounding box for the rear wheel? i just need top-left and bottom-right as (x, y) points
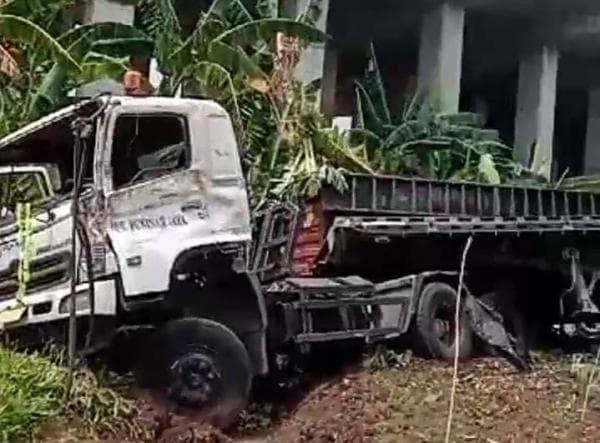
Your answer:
(413, 282), (473, 361)
(138, 318), (252, 428)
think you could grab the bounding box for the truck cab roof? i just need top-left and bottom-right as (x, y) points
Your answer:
(0, 96), (228, 153)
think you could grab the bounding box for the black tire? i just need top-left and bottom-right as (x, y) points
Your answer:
(413, 282), (473, 361)
(141, 318), (252, 428)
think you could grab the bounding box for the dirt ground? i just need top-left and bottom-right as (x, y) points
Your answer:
(35, 353), (600, 443)
(374, 353), (600, 443)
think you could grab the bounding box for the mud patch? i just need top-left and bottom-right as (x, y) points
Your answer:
(250, 369), (382, 442)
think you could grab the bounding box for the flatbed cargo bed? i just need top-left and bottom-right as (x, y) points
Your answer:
(318, 174), (600, 234)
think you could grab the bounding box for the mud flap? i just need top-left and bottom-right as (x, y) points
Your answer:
(463, 292), (531, 371)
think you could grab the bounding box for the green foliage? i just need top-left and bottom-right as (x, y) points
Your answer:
(262, 84), (373, 201)
(351, 43), (527, 185)
(31, 22), (152, 112)
(0, 14), (79, 71)
(0, 1), (79, 134)
(0, 1), (152, 137)
(0, 346), (137, 442)
(0, 0), (546, 206)
(135, 0), (325, 96)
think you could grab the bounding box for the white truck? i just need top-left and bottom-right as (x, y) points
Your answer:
(1, 95), (599, 428)
(0, 96), (257, 425)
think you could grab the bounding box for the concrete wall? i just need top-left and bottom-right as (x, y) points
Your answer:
(83, 0), (135, 24)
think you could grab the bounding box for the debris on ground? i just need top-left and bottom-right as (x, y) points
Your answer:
(374, 353), (600, 443)
(254, 371), (382, 443)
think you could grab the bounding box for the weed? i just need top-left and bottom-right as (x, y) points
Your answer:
(0, 346), (139, 442)
(365, 345), (412, 371)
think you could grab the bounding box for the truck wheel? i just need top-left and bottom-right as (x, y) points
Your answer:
(146, 318), (252, 428)
(413, 282), (473, 361)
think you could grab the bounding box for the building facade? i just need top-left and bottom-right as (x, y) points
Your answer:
(84, 0), (600, 179)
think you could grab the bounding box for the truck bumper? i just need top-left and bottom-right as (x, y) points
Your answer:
(0, 279), (117, 330)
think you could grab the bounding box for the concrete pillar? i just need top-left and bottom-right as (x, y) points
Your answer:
(584, 88), (600, 174)
(514, 46), (559, 175)
(83, 0), (135, 24)
(286, 0), (338, 115)
(417, 3), (465, 113)
(319, 41), (338, 117)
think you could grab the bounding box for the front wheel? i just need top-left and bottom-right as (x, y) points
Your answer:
(139, 318), (252, 428)
(413, 282), (474, 361)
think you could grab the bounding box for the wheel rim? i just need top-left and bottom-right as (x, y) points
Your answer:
(168, 349), (222, 407)
(433, 303), (456, 346)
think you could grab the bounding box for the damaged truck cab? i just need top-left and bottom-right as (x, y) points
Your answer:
(2, 95), (600, 428)
(0, 96), (263, 424)
(0, 96), (253, 321)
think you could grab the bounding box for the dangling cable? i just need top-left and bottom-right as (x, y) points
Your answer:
(72, 123), (96, 351)
(65, 120), (83, 401)
(64, 94), (111, 400)
(79, 218), (95, 350)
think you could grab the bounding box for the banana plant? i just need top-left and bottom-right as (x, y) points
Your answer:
(30, 22), (153, 114)
(0, 0), (153, 133)
(136, 0), (327, 96)
(351, 42), (522, 185)
(0, 11), (78, 73)
(0, 0), (82, 135)
(246, 78), (374, 205)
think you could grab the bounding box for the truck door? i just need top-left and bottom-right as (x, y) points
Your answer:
(98, 102), (251, 298)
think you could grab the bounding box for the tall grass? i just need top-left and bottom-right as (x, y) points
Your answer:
(571, 350), (600, 421)
(0, 346), (138, 442)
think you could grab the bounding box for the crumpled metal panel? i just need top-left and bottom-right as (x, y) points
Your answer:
(464, 292), (532, 371)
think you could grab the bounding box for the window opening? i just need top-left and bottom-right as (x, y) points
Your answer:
(111, 114), (189, 189)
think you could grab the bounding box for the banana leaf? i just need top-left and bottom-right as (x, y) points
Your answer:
(0, 14), (79, 71)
